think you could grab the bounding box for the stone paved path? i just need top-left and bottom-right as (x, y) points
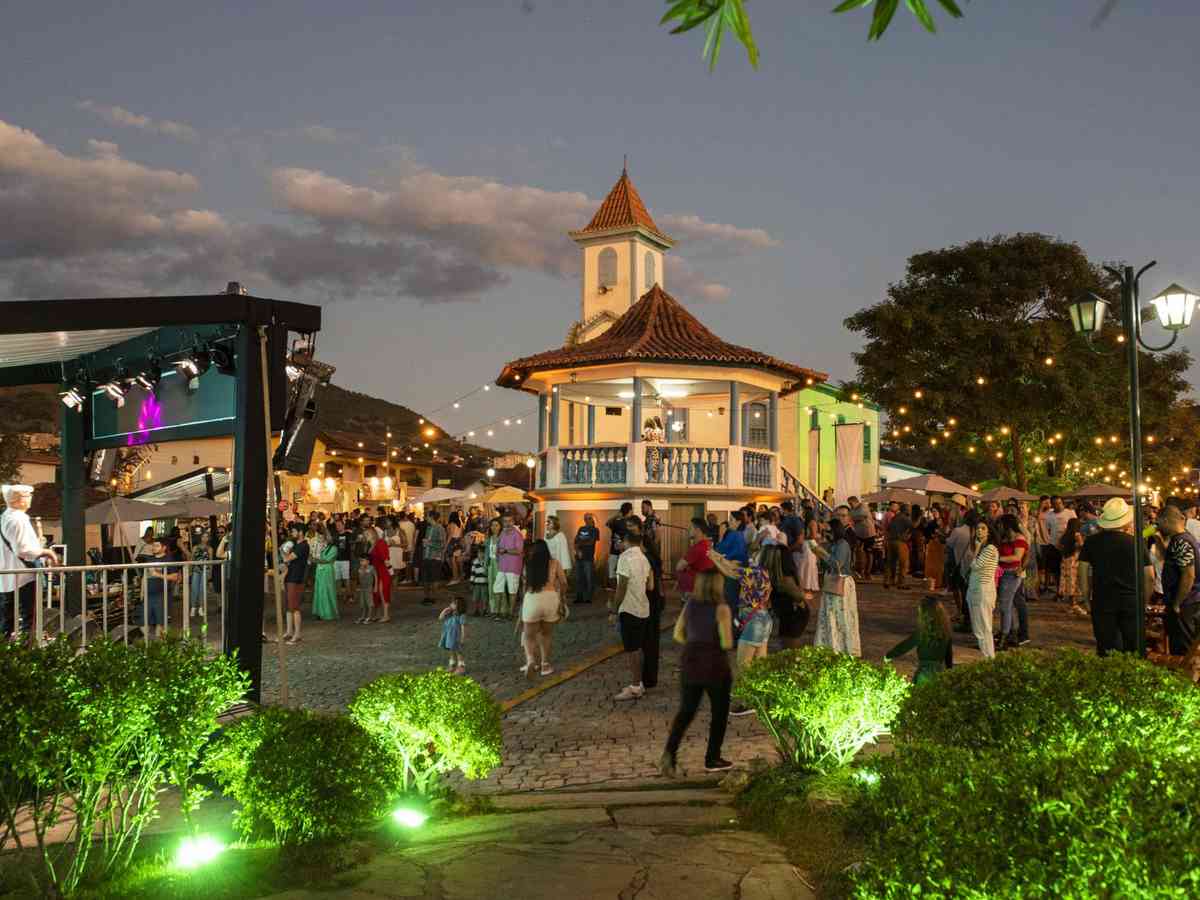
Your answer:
(264, 787), (815, 900)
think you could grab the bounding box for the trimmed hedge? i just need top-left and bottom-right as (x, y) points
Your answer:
(349, 671), (502, 796)
(733, 647), (908, 774)
(894, 649), (1200, 759)
(203, 707), (402, 848)
(852, 744), (1200, 899)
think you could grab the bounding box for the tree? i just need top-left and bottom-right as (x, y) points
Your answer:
(661, 1), (1118, 69)
(0, 433), (29, 485)
(843, 234), (1195, 492)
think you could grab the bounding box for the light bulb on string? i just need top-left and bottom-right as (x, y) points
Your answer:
(914, 390), (923, 399)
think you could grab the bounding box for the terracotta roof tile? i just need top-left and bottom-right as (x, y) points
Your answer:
(572, 170), (672, 244)
(497, 285), (825, 393)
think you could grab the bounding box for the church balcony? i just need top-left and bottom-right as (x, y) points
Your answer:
(534, 443), (778, 493)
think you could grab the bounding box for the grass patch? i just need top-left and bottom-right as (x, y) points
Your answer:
(734, 766), (869, 899)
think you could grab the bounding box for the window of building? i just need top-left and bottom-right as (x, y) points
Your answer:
(747, 402), (768, 448)
(863, 424), (872, 462)
(644, 251), (656, 289)
(598, 248), (617, 290)
(193, 455), (200, 465)
(809, 407), (820, 430)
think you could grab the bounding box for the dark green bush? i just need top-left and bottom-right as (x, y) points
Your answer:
(733, 647), (908, 774)
(0, 637), (247, 896)
(203, 707), (402, 847)
(348, 671), (502, 795)
(894, 648), (1200, 759)
(852, 743), (1200, 899)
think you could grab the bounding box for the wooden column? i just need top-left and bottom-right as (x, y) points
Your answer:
(587, 404), (596, 445)
(537, 393), (548, 452)
(548, 388), (560, 448)
(630, 377), (644, 443)
(768, 391), (779, 452)
(728, 382), (740, 445)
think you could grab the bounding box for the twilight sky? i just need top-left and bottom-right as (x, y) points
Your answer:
(3, 0), (1199, 452)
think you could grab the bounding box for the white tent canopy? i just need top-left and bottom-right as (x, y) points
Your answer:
(153, 498), (231, 519)
(411, 487), (468, 505)
(84, 497), (172, 526)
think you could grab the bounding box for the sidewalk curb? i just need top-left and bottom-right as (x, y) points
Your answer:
(501, 616), (675, 714)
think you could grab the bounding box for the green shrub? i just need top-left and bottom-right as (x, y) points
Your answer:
(894, 648), (1200, 759)
(732, 648), (908, 774)
(349, 671), (502, 795)
(852, 743), (1200, 899)
(203, 707), (402, 848)
(0, 637), (247, 897)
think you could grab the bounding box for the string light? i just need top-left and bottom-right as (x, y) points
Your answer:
(976, 376), (986, 385)
(968, 446), (976, 454)
(930, 438), (938, 446)
(1095, 437), (1104, 445)
(1044, 356), (1054, 366)
(1116, 334), (1126, 343)
(948, 418), (956, 426)
(1000, 426), (1010, 436)
(995, 451), (1003, 459)
(898, 406), (907, 414)
(914, 390), (923, 399)
(984, 435), (993, 443)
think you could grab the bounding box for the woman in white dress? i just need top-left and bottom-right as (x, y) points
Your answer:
(966, 520), (999, 658)
(385, 521), (407, 588)
(793, 515), (822, 599)
(543, 515), (573, 581)
(812, 519), (861, 656)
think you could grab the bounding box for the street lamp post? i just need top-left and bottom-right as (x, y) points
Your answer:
(525, 456), (536, 491)
(1069, 263), (1199, 655)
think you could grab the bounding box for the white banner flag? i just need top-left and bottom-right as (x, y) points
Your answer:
(835, 423), (864, 507)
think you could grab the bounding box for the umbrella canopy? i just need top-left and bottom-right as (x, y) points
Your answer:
(412, 487), (468, 505)
(980, 486), (1039, 503)
(481, 485), (528, 505)
(1070, 482), (1128, 498)
(861, 488), (930, 508)
(885, 474), (981, 498)
(84, 497), (173, 525)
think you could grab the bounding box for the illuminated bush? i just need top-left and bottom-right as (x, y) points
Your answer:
(349, 671), (502, 796)
(895, 649), (1200, 759)
(0, 637), (247, 896)
(852, 744), (1200, 898)
(203, 707), (402, 848)
(732, 648), (908, 774)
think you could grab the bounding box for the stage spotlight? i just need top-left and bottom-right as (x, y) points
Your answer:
(101, 369), (129, 407)
(210, 343), (236, 376)
(175, 348), (211, 379)
(133, 359), (162, 393)
(60, 385), (86, 411)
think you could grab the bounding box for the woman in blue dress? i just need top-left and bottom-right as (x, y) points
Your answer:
(438, 595), (467, 674)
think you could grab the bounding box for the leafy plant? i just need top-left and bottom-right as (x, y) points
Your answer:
(660, 0), (758, 71)
(203, 707), (402, 849)
(349, 671), (502, 796)
(733, 648), (908, 774)
(894, 648), (1200, 759)
(0, 637), (247, 897)
(833, 0), (964, 41)
(852, 743), (1200, 898)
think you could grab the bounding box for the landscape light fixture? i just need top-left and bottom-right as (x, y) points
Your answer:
(175, 347), (212, 380)
(174, 834), (224, 869)
(133, 358), (163, 393)
(392, 808), (428, 828)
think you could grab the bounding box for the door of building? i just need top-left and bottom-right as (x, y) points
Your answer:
(663, 502), (705, 578)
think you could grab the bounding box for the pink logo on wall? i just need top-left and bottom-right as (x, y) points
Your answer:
(127, 393), (163, 446)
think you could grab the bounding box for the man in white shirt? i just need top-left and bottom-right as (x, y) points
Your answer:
(1040, 495), (1077, 598)
(1183, 499), (1200, 544)
(1, 484), (58, 640)
(611, 531), (653, 702)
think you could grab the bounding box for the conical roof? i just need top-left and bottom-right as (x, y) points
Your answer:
(497, 284), (824, 393)
(570, 168), (672, 245)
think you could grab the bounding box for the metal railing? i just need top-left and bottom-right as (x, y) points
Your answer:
(781, 466), (833, 517)
(561, 446), (629, 485)
(646, 446), (728, 486)
(1, 559), (228, 650)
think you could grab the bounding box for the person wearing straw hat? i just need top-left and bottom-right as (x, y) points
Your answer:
(0, 485), (58, 641)
(1078, 498), (1154, 656)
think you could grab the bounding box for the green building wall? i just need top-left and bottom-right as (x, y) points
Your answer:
(784, 384), (881, 500)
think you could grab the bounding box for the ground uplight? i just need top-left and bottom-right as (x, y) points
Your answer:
(175, 834), (224, 869)
(392, 807), (429, 828)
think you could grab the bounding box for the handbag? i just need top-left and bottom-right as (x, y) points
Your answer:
(822, 558), (848, 596)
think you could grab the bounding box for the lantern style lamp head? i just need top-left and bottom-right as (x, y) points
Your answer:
(525, 457), (536, 469)
(1069, 292), (1109, 336)
(486, 467), (496, 478)
(1149, 283), (1199, 331)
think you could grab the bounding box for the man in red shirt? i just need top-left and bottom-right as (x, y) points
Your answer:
(675, 517), (715, 600)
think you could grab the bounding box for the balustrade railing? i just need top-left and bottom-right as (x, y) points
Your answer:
(743, 450), (773, 488)
(1, 559), (228, 651)
(538, 452), (548, 488)
(781, 466), (833, 517)
(645, 446), (728, 486)
(561, 446), (628, 485)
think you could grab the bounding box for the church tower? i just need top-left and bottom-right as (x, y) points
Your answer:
(568, 166), (674, 342)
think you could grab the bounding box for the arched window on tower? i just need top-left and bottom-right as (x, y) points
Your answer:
(598, 248), (617, 292)
(644, 251), (656, 290)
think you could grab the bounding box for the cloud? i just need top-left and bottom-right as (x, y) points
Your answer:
(0, 120), (774, 305)
(77, 100), (198, 141)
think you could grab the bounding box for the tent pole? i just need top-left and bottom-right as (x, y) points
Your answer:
(259, 327), (290, 706)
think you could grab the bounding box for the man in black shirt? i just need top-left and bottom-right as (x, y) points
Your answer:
(574, 513), (600, 604)
(1157, 499), (1200, 656)
(606, 502), (634, 591)
(334, 518), (353, 604)
(282, 525), (309, 645)
(1078, 498), (1154, 656)
(885, 506), (913, 590)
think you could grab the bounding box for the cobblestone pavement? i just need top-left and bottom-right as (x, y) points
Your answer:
(261, 578), (1098, 789)
(264, 788), (815, 900)
(259, 582), (624, 709)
